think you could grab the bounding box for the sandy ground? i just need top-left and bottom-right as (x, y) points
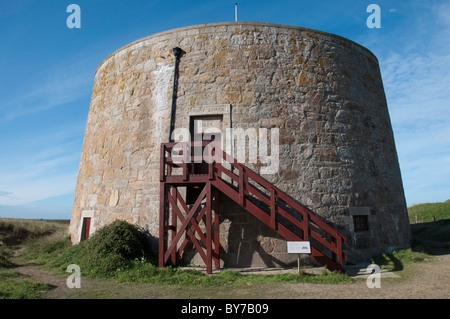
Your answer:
(274, 253), (450, 299)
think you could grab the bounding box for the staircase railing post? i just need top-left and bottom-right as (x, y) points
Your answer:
(182, 142), (188, 181)
(160, 144), (166, 182)
(331, 236), (337, 264)
(337, 235), (343, 267)
(303, 213), (309, 241)
(206, 182), (213, 274)
(208, 144), (214, 180)
(159, 182), (167, 268)
(171, 186), (177, 266)
(270, 187), (277, 231)
(239, 166), (244, 206)
(213, 187), (220, 269)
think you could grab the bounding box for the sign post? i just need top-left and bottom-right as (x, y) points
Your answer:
(287, 241), (311, 276)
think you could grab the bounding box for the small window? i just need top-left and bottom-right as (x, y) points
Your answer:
(353, 215), (369, 232)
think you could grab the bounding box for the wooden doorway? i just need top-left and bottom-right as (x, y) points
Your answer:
(190, 115), (223, 144)
(190, 114), (223, 173)
(186, 115), (223, 204)
(81, 217), (91, 241)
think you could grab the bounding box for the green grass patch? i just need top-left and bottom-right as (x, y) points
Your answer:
(0, 246), (14, 269)
(0, 278), (54, 299)
(19, 235), (72, 265)
(408, 200), (450, 224)
(115, 261), (354, 286)
(0, 218), (70, 268)
(0, 271), (21, 279)
(0, 271), (54, 299)
(0, 218), (67, 244)
(371, 248), (430, 272)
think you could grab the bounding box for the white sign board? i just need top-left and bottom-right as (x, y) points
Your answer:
(287, 241), (311, 254)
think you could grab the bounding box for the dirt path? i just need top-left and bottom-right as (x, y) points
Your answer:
(11, 252), (450, 299)
(273, 253), (450, 299)
(13, 265), (131, 299)
(14, 266), (73, 298)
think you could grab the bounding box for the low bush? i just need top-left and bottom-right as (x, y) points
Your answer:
(48, 220), (152, 278)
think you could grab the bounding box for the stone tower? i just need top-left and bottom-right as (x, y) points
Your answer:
(69, 22), (412, 266)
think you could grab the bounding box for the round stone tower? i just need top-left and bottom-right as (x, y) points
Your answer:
(69, 22), (412, 266)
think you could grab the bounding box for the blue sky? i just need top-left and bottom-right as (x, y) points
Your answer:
(0, 0), (449, 219)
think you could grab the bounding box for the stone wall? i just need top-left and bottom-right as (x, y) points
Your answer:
(70, 22), (411, 266)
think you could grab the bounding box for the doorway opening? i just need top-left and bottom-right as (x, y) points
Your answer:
(80, 217), (91, 241)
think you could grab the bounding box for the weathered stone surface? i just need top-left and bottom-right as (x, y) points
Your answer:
(70, 22), (411, 266)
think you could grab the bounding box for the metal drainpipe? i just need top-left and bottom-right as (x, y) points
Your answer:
(169, 47), (183, 143)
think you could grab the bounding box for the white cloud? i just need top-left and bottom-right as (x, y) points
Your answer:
(0, 68), (92, 123)
(382, 53), (450, 120)
(0, 174), (77, 206)
(433, 2), (450, 34)
(0, 190), (13, 197)
(0, 123), (83, 206)
(379, 50), (450, 205)
(365, 0), (450, 205)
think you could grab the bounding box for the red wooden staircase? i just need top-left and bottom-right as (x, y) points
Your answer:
(159, 141), (347, 273)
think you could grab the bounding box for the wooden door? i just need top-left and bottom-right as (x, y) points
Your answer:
(190, 115), (223, 173)
(186, 115), (223, 204)
(81, 217), (91, 241)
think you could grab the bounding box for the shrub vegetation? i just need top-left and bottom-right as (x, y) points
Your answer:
(48, 220), (152, 278)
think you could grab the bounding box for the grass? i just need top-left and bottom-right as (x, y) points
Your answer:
(0, 271), (54, 299)
(0, 247), (14, 268)
(408, 199), (450, 224)
(0, 218), (71, 267)
(0, 218), (70, 267)
(115, 261), (353, 287)
(0, 218), (70, 299)
(0, 218), (67, 243)
(371, 248), (430, 272)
